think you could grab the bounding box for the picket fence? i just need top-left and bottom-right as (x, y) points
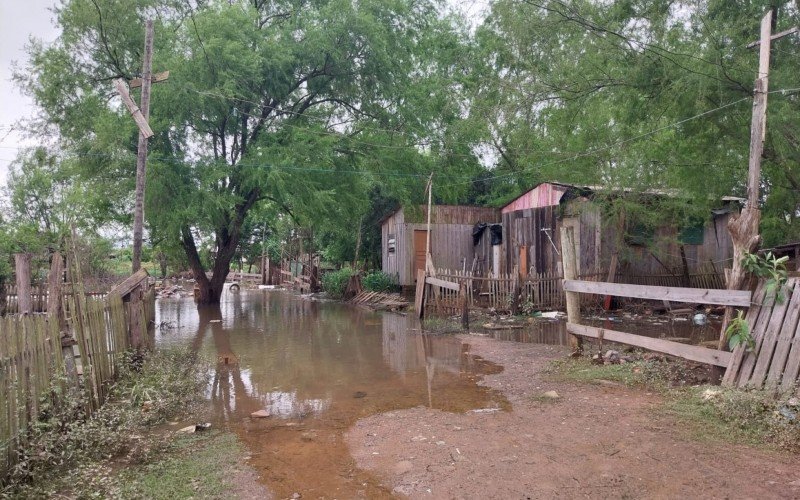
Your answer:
(0, 288), (154, 476)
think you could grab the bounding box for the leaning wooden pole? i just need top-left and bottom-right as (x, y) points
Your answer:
(132, 19), (154, 273)
(560, 226), (582, 353)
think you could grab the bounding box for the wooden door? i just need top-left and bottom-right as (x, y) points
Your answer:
(519, 245), (528, 278)
(413, 230), (429, 278)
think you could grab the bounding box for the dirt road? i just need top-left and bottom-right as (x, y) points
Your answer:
(345, 336), (799, 499)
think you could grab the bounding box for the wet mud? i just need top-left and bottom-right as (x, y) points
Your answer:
(156, 290), (507, 498)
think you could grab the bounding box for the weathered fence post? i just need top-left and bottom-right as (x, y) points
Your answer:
(560, 226), (582, 353)
(460, 283), (469, 330)
(415, 269), (427, 319)
(14, 253), (32, 315)
(47, 252), (65, 328)
(47, 252), (78, 384)
(510, 266), (521, 315)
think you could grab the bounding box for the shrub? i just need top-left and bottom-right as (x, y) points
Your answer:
(362, 271), (398, 293)
(321, 268), (354, 299)
(2, 348), (209, 496)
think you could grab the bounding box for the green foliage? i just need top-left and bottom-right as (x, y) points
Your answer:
(361, 271), (399, 293)
(17, 0), (473, 299)
(743, 251), (789, 302)
(726, 310), (755, 352)
(116, 432), (252, 500)
(669, 387), (800, 452)
(320, 268), (355, 299)
(2, 348), (208, 497)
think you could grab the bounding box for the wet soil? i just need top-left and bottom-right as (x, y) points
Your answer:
(156, 290), (508, 498)
(157, 290), (797, 498)
(346, 336), (800, 498)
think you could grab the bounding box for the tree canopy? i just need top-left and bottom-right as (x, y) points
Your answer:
(5, 0), (800, 292)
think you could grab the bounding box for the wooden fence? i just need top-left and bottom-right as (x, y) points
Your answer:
(0, 288), (155, 476)
(724, 278), (800, 390)
(2, 283), (108, 316)
(435, 268), (564, 311)
(562, 280), (744, 366)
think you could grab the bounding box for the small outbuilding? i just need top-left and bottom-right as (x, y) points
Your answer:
(501, 182), (739, 284)
(381, 205), (501, 287)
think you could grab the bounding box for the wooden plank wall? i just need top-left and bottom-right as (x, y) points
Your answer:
(1, 290), (155, 476)
(503, 199), (736, 281)
(502, 206), (561, 278)
(384, 206), (501, 286)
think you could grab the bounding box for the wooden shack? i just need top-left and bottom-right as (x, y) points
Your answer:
(381, 205), (501, 287)
(501, 182), (739, 284)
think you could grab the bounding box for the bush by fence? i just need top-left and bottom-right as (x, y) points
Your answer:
(320, 268), (354, 299)
(361, 271), (400, 293)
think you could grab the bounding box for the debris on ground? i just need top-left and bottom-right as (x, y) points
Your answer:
(349, 291), (409, 311)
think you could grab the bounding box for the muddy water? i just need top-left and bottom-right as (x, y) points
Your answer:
(155, 289), (508, 498)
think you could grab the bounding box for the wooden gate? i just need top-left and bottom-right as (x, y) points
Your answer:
(413, 230), (429, 279)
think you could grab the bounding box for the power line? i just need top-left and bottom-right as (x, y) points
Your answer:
(1, 87), (798, 189)
(441, 87), (800, 188)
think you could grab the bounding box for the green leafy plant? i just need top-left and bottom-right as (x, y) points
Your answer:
(742, 252), (789, 303)
(725, 310), (755, 352)
(320, 268), (355, 299)
(361, 271), (399, 293)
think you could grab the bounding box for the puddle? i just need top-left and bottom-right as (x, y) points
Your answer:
(155, 289), (507, 498)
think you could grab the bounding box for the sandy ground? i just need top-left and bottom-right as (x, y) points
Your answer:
(345, 336), (800, 499)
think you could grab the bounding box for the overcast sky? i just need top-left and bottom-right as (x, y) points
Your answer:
(0, 0), (60, 185)
(0, 0), (487, 187)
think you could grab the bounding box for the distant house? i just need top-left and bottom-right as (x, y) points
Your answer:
(500, 182), (739, 283)
(380, 205), (501, 287)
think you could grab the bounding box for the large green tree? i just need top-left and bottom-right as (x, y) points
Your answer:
(19, 0), (472, 302)
(465, 0), (800, 241)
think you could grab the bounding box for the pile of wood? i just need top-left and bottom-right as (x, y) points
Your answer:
(349, 291), (409, 311)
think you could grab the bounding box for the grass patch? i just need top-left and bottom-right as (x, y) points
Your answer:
(545, 357), (651, 387)
(422, 316), (464, 334)
(548, 356), (800, 452)
(117, 431), (249, 499)
(663, 387), (800, 451)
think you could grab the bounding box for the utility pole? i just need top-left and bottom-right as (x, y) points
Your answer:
(131, 20), (154, 273)
(424, 172), (435, 276)
(720, 9), (798, 348)
(113, 20), (170, 273)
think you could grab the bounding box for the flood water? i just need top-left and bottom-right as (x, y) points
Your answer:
(154, 288), (721, 497)
(155, 288), (508, 498)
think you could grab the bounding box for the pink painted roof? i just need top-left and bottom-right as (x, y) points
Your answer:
(501, 183), (570, 213)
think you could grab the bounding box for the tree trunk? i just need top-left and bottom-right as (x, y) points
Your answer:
(179, 190), (259, 304)
(180, 227), (240, 304)
(719, 207), (761, 348)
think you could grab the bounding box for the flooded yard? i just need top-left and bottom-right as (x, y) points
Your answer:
(155, 288), (508, 497)
(154, 287), (729, 497)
